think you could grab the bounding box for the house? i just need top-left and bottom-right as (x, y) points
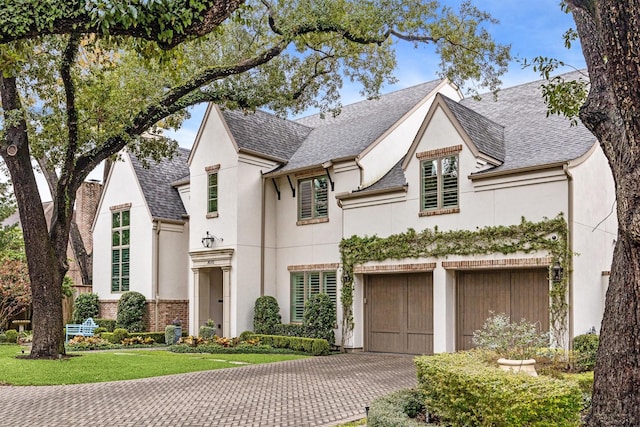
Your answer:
(92, 73), (616, 354)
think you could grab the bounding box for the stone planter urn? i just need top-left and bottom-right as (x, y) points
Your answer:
(497, 358), (538, 376)
(174, 326), (182, 343)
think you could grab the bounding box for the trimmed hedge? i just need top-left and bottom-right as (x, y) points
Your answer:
(416, 352), (582, 427)
(573, 333), (599, 371)
(94, 318), (117, 332)
(272, 323), (307, 337)
(5, 329), (18, 343)
(253, 296), (281, 335)
(368, 389), (431, 427)
(130, 332), (166, 344)
(169, 343), (300, 354)
(72, 293), (99, 324)
(249, 334), (330, 356)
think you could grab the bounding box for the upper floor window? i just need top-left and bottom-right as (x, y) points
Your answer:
(111, 210), (130, 292)
(421, 155), (459, 212)
(208, 172), (218, 214)
(290, 270), (337, 323)
(298, 176), (328, 221)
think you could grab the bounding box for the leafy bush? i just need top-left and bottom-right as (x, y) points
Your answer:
(573, 333), (599, 371)
(253, 296), (281, 334)
(368, 389), (429, 427)
(100, 332), (114, 342)
(415, 351), (582, 426)
(72, 293), (99, 324)
(94, 327), (108, 335)
(94, 318), (117, 332)
(170, 343), (295, 354)
(67, 335), (113, 350)
(239, 330), (254, 341)
(273, 323), (307, 337)
(199, 325), (216, 340)
(472, 312), (549, 359)
(121, 335), (156, 346)
(4, 329), (18, 343)
(303, 293), (336, 345)
(165, 325), (180, 345)
(135, 332), (165, 344)
(250, 333), (330, 356)
(111, 328), (129, 344)
(0, 333), (6, 343)
(116, 291), (146, 332)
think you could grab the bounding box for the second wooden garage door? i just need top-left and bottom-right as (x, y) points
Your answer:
(457, 269), (549, 350)
(365, 273), (433, 354)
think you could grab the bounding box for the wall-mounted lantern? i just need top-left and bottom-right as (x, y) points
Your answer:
(201, 231), (222, 248)
(552, 261), (564, 282)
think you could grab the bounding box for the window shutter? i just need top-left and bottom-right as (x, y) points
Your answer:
(314, 177), (328, 217)
(309, 272), (320, 296)
(299, 180), (313, 219)
(441, 156), (458, 207)
(291, 273), (305, 322)
(323, 272), (337, 307)
(422, 160), (438, 210)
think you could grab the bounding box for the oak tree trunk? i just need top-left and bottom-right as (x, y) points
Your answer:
(567, 1), (640, 424)
(0, 76), (70, 358)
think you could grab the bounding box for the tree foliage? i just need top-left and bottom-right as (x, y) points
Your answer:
(0, 0), (509, 358)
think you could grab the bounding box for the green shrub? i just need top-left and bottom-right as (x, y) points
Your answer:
(4, 329), (18, 343)
(132, 332), (165, 344)
(72, 293), (100, 324)
(94, 327), (108, 335)
(253, 296), (281, 335)
(111, 328), (129, 344)
(368, 389), (428, 427)
(169, 343), (295, 354)
(416, 351), (582, 426)
(0, 333), (7, 343)
(101, 332), (114, 343)
(573, 333), (599, 371)
(239, 330), (254, 341)
(272, 323), (307, 337)
(94, 318), (117, 332)
(250, 333), (330, 356)
(472, 312), (549, 359)
(116, 292), (146, 332)
(199, 325), (216, 339)
(303, 293), (336, 345)
(165, 325), (179, 345)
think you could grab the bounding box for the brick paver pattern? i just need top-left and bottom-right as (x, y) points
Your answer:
(0, 353), (417, 426)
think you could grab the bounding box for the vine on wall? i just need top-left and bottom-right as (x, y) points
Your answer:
(339, 215), (570, 349)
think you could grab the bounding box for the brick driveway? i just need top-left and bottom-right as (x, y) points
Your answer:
(0, 353), (417, 426)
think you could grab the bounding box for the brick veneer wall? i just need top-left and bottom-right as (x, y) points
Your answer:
(99, 299), (189, 332)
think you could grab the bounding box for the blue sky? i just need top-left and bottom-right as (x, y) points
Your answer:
(165, 0), (586, 148)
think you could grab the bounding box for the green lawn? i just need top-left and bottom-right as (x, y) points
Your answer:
(0, 345), (307, 386)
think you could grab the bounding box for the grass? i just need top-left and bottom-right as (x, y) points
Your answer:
(0, 344), (307, 386)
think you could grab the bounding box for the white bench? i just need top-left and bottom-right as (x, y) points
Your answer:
(65, 318), (99, 342)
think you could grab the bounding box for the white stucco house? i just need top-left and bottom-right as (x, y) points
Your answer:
(92, 73), (616, 354)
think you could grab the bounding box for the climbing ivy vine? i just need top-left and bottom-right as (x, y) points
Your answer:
(339, 215), (570, 349)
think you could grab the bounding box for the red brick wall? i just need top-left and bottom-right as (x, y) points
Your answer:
(99, 299), (189, 332)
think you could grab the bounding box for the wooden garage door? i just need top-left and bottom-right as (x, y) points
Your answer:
(366, 273), (433, 354)
(457, 269), (549, 350)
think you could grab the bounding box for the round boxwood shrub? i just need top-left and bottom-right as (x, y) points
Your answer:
(253, 296), (281, 335)
(111, 328), (129, 344)
(573, 333), (599, 371)
(303, 293), (336, 345)
(4, 329), (18, 343)
(72, 293), (100, 324)
(116, 291), (146, 332)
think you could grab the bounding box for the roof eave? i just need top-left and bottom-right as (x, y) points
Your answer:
(468, 161), (568, 181)
(336, 184), (408, 201)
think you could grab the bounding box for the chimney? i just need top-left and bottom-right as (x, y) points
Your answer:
(75, 180), (102, 250)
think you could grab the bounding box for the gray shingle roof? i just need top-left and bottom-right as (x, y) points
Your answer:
(356, 158), (407, 193)
(282, 80), (444, 172)
(461, 71), (594, 174)
(129, 148), (190, 221)
(441, 95), (505, 162)
(350, 71), (595, 195)
(220, 109), (312, 161)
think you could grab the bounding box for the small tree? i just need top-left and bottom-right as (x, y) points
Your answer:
(116, 291), (146, 332)
(0, 257), (30, 330)
(71, 293), (99, 324)
(303, 294), (336, 345)
(253, 296), (281, 335)
(472, 312), (549, 359)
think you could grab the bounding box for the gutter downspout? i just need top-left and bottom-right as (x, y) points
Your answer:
(260, 174), (266, 296)
(563, 164), (574, 349)
(155, 220), (162, 331)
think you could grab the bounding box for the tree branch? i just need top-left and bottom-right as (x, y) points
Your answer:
(0, 0), (245, 50)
